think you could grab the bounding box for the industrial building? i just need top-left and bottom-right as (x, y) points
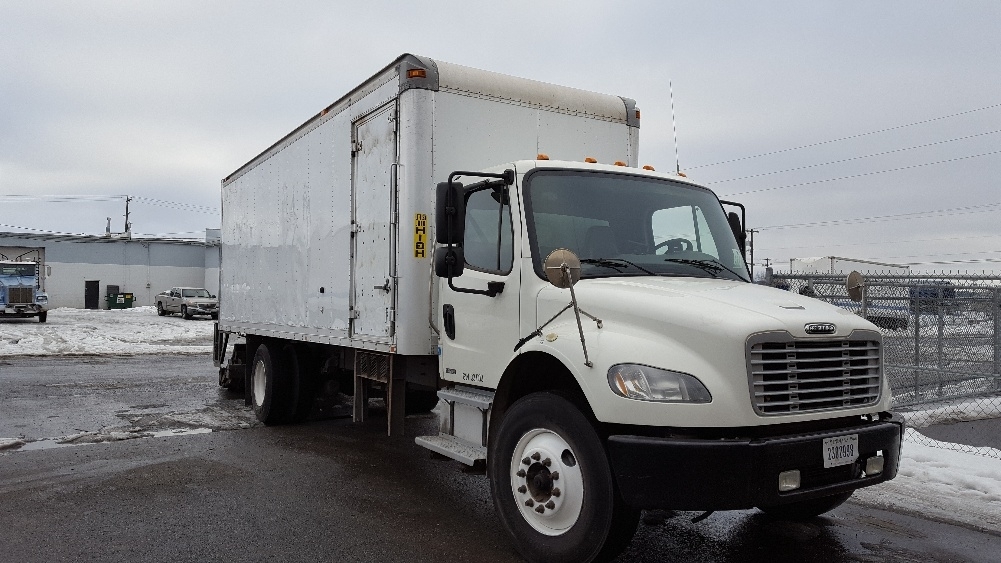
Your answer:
(0, 230), (220, 309)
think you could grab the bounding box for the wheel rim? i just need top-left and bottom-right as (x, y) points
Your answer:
(252, 358), (267, 408)
(509, 428), (584, 536)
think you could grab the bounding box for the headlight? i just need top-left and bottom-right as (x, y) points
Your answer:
(35, 294), (48, 305)
(607, 364), (712, 403)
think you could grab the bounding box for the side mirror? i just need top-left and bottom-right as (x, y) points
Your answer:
(727, 211), (746, 255)
(433, 246), (464, 278)
(435, 181), (465, 245)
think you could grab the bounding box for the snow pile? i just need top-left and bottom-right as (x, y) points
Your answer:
(856, 429), (1001, 531)
(0, 306), (214, 356)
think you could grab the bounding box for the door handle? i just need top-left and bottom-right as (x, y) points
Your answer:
(443, 304), (455, 340)
(374, 278), (391, 292)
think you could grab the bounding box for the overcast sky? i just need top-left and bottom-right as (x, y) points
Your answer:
(2, 1), (999, 273)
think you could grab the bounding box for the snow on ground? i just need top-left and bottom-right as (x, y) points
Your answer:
(0, 306), (213, 356)
(854, 429), (1001, 532)
(2, 307), (1001, 529)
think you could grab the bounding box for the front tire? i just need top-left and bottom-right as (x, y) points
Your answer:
(156, 302), (166, 316)
(38, 312), (47, 323)
(489, 392), (639, 563)
(250, 342), (292, 424)
(758, 491), (853, 520)
(181, 305), (192, 320)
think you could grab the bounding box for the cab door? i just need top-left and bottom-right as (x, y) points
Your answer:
(438, 181), (522, 389)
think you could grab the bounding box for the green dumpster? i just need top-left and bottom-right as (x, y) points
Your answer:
(106, 292), (134, 309)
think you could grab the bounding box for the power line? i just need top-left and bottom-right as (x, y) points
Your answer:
(0, 194), (127, 203)
(688, 101), (1001, 170)
(131, 196), (219, 214)
(721, 149), (1001, 197)
(764, 232), (1001, 252)
(758, 202), (1001, 231)
(706, 129), (1001, 185)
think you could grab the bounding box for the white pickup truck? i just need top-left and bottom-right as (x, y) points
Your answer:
(156, 287), (218, 319)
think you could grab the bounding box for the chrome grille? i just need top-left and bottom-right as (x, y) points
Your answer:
(748, 337), (881, 415)
(8, 287), (33, 304)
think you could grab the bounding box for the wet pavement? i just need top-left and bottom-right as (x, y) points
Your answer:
(2, 355), (1000, 562)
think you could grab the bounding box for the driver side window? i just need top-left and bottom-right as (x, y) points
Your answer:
(463, 187), (513, 274)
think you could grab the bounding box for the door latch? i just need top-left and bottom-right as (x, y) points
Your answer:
(374, 278), (391, 292)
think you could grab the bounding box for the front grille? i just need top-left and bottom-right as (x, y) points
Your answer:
(8, 287), (33, 304)
(748, 337), (881, 415)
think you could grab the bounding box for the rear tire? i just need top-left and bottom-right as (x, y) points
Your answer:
(489, 392), (639, 563)
(250, 342), (292, 424)
(758, 491), (853, 520)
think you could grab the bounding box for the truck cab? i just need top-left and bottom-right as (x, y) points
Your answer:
(423, 159), (902, 561)
(0, 261), (48, 322)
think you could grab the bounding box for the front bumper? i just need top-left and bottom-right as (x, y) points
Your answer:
(607, 412), (904, 511)
(1, 304), (45, 317)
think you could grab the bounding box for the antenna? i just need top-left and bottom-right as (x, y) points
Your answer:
(670, 80), (681, 174)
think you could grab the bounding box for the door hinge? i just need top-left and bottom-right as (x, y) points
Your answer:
(351, 140), (363, 155)
(387, 308), (396, 323)
(349, 308), (360, 319)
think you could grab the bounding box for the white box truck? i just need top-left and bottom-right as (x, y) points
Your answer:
(214, 54), (903, 563)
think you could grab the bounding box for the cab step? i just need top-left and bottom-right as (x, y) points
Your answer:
(415, 434), (486, 466)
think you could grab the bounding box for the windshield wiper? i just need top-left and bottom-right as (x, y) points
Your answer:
(580, 258), (657, 276)
(663, 258), (745, 280)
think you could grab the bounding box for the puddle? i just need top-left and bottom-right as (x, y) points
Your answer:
(6, 427), (214, 452)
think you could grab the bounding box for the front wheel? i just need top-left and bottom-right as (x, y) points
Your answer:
(489, 393), (639, 563)
(758, 491), (853, 520)
(156, 302), (166, 316)
(181, 305), (192, 320)
(38, 312), (47, 323)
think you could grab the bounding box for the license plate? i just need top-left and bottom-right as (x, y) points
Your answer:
(823, 434), (859, 468)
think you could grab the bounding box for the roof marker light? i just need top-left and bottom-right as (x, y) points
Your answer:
(677, 171), (688, 177)
(642, 165), (655, 171)
(584, 157), (597, 163)
(613, 161), (627, 167)
(635, 110), (641, 120)
(537, 153), (550, 160)
(406, 69), (427, 79)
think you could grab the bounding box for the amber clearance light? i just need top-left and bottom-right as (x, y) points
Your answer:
(406, 69), (427, 79)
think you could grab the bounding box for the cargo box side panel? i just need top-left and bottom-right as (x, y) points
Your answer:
(221, 74), (400, 347)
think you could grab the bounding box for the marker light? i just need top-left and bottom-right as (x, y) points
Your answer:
(406, 69), (427, 79)
(613, 161), (627, 166)
(642, 165), (655, 171)
(537, 153), (550, 160)
(677, 171), (688, 177)
(635, 110), (641, 120)
(584, 157), (598, 163)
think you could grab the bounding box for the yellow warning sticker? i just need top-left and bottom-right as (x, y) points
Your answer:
(414, 213), (428, 258)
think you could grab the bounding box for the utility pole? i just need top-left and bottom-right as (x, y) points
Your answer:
(747, 229), (759, 279)
(124, 196), (132, 236)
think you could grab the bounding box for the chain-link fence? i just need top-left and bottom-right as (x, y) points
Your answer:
(770, 272), (1001, 459)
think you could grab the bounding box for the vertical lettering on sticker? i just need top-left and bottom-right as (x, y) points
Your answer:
(414, 213), (427, 258)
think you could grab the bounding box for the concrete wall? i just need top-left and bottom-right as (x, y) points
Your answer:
(0, 234), (220, 309)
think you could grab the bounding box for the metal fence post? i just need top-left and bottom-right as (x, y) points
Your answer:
(994, 287), (1000, 392)
(913, 295), (921, 400)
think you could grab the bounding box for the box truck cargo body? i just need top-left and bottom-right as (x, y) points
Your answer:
(215, 55), (902, 563)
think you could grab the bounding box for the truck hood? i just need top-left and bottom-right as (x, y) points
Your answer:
(540, 276), (871, 342)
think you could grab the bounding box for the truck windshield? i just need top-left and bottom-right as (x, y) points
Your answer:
(523, 170), (750, 282)
(0, 264), (36, 277)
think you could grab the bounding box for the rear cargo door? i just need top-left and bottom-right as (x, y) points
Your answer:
(350, 102), (398, 341)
